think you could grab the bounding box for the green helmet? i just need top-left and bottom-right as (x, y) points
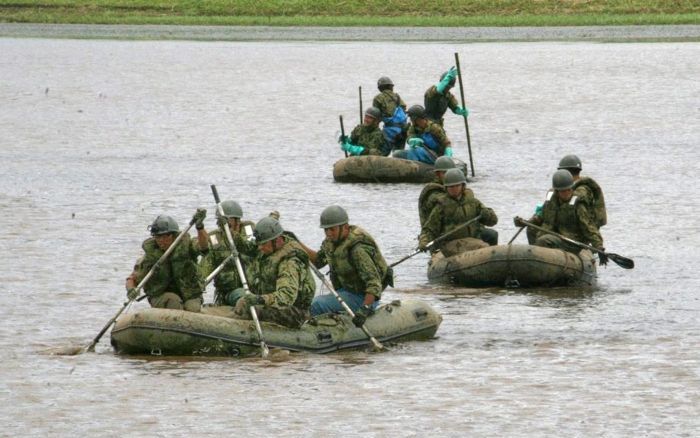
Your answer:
(552, 169), (574, 190)
(217, 200), (243, 219)
(365, 107), (382, 120)
(148, 215), (179, 236)
(377, 76), (394, 89)
(320, 205), (349, 229)
(434, 156), (456, 172)
(407, 105), (426, 119)
(443, 168), (467, 187)
(254, 216), (283, 244)
(557, 154), (582, 171)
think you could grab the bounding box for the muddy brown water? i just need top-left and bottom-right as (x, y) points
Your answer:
(1, 37), (699, 436)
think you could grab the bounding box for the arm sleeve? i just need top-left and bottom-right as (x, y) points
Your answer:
(350, 244), (384, 298)
(419, 206), (442, 247)
(266, 258), (302, 307)
(477, 200), (498, 226)
(313, 245), (328, 269)
(576, 202), (604, 248)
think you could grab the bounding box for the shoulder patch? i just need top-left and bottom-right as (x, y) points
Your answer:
(545, 190), (554, 201)
(569, 195), (578, 206)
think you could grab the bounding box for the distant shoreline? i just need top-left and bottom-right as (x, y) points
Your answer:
(1, 23), (699, 42)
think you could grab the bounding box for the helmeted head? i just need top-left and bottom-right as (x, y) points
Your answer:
(433, 156), (456, 173)
(319, 205), (349, 229)
(443, 168), (467, 187)
(377, 76), (394, 91)
(440, 71), (456, 88)
(407, 105), (427, 120)
(148, 215), (179, 236)
(364, 106), (382, 122)
(216, 200), (243, 219)
(557, 154), (582, 171)
(254, 216), (284, 244)
(552, 169), (574, 190)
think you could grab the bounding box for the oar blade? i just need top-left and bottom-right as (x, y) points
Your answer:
(608, 253), (635, 269)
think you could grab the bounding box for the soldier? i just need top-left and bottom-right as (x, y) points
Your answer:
(125, 211), (208, 312)
(232, 216), (315, 329)
(525, 154), (606, 244)
(201, 200), (255, 306)
(419, 169), (498, 255)
(424, 67), (469, 127)
(393, 105), (452, 165)
(372, 76), (408, 152)
(418, 156), (455, 227)
(301, 205), (392, 327)
(516, 169), (605, 264)
(339, 107), (388, 156)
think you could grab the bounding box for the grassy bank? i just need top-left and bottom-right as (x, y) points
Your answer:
(0, 0), (698, 26)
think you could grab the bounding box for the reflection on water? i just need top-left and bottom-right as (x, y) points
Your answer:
(1, 37), (699, 436)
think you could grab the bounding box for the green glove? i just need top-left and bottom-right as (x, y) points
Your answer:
(126, 287), (139, 301)
(352, 305), (375, 328)
(534, 203), (543, 217)
(454, 106), (469, 117)
(192, 208), (207, 229)
(341, 141), (365, 156)
(444, 147), (453, 157)
(225, 287), (246, 306)
(407, 137), (424, 149)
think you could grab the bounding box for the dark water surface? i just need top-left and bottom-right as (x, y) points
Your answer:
(1, 38), (699, 436)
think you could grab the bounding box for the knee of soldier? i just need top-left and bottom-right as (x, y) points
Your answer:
(183, 297), (202, 313)
(155, 292), (183, 310)
(480, 228), (498, 246)
(535, 235), (560, 248)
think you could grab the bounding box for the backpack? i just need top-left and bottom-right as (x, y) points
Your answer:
(574, 177), (607, 227)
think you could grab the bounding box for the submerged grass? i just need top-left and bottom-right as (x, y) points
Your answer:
(0, 0), (698, 26)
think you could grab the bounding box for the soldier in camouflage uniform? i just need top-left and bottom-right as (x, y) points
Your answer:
(125, 211), (208, 312)
(339, 107), (387, 156)
(372, 76), (408, 152)
(232, 217), (315, 329)
(393, 105), (452, 165)
(424, 67), (469, 127)
(418, 156), (455, 227)
(525, 154), (606, 245)
(517, 170), (605, 262)
(200, 200), (256, 306)
(301, 205), (392, 327)
(419, 169), (498, 255)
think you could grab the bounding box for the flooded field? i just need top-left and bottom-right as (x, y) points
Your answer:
(1, 36), (699, 436)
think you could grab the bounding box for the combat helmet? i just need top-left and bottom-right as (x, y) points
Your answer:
(443, 168), (467, 187)
(149, 215), (179, 236)
(365, 107), (382, 121)
(377, 76), (394, 89)
(434, 156), (456, 173)
(216, 200), (243, 219)
(254, 216), (284, 244)
(557, 154), (582, 171)
(552, 169), (574, 190)
(407, 105), (427, 119)
(320, 205), (349, 229)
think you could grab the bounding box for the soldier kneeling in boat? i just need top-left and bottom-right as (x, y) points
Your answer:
(419, 169), (498, 256)
(340, 107), (387, 157)
(232, 217), (315, 329)
(125, 212), (208, 312)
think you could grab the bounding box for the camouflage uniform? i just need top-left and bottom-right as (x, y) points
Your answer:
(313, 226), (390, 304)
(536, 190), (604, 252)
(419, 187), (498, 251)
(418, 177), (448, 227)
(350, 123), (386, 156)
(135, 234), (206, 312)
(407, 120), (451, 158)
(573, 177), (607, 228)
(424, 85), (459, 126)
(373, 90), (407, 119)
(236, 235), (315, 328)
(201, 222), (254, 305)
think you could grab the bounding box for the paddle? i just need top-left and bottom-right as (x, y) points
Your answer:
(507, 226), (525, 245)
(339, 115), (348, 158)
(514, 216), (635, 269)
(359, 85), (363, 123)
(84, 214), (197, 353)
(390, 214), (482, 268)
(307, 262), (385, 351)
(454, 52), (475, 178)
(211, 185), (270, 359)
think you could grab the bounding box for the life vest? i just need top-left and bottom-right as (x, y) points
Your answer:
(574, 177), (607, 227)
(139, 235), (203, 301)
